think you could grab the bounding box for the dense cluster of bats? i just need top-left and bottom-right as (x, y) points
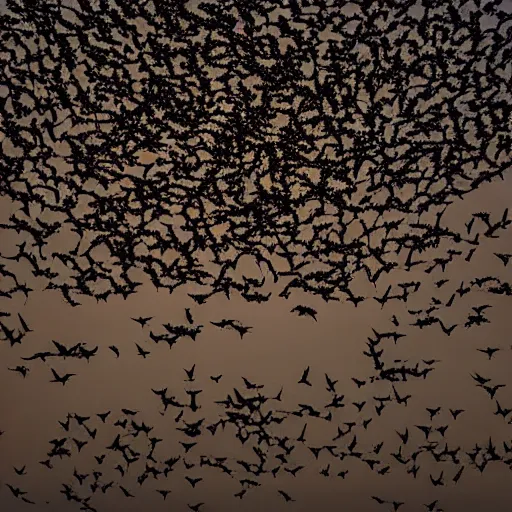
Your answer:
(0, 0), (511, 510)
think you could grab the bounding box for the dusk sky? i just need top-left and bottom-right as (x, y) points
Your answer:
(1, 1), (512, 511)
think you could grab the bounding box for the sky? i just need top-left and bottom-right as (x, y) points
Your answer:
(1, 1), (512, 511)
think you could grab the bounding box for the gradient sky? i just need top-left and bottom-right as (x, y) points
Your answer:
(1, 1), (512, 511)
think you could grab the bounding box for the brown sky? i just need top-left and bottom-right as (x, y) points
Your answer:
(0, 171), (511, 512)
(1, 1), (512, 511)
